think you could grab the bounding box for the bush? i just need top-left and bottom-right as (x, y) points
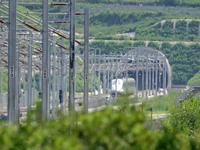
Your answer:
(2, 94), (200, 149)
(133, 41), (146, 47)
(175, 20), (187, 40)
(0, 96), (156, 150)
(161, 21), (174, 39)
(167, 97), (200, 136)
(148, 42), (160, 50)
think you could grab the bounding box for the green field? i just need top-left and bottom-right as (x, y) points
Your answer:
(142, 91), (182, 112)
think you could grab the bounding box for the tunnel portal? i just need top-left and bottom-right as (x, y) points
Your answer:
(120, 47), (172, 96)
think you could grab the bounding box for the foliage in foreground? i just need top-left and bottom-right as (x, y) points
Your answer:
(0, 98), (155, 150)
(2, 95), (200, 149)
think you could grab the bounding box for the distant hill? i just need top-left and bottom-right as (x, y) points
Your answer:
(81, 0), (200, 8)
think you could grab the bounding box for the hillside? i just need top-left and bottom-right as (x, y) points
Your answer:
(82, 0), (200, 8)
(188, 70), (200, 86)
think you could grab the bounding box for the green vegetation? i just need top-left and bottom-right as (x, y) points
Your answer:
(1, 1), (200, 149)
(188, 70), (200, 86)
(143, 91), (182, 112)
(4, 1), (200, 42)
(0, 96), (155, 150)
(1, 69), (8, 93)
(90, 41), (200, 85)
(148, 42), (160, 50)
(175, 20), (187, 40)
(133, 41), (146, 47)
(167, 95), (200, 136)
(86, 10), (200, 40)
(2, 94), (200, 149)
(83, 0), (200, 7)
(135, 19), (200, 42)
(16, 0), (200, 8)
(90, 40), (132, 54)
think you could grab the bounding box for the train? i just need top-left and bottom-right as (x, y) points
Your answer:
(110, 78), (136, 97)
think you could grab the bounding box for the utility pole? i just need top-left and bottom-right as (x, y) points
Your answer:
(33, 70), (36, 103)
(103, 55), (106, 94)
(155, 52), (158, 96)
(136, 50), (140, 98)
(107, 58), (110, 96)
(69, 0), (75, 112)
(152, 59), (155, 95)
(47, 35), (51, 118)
(23, 70), (25, 107)
(115, 54), (118, 102)
(142, 60), (144, 97)
(61, 38), (65, 111)
(8, 0), (17, 122)
(163, 57), (167, 95)
(97, 54), (101, 100)
(146, 54), (148, 100)
(27, 31), (32, 113)
(57, 55), (60, 109)
(149, 60), (151, 96)
(52, 36), (56, 117)
(15, 46), (20, 120)
(42, 0), (49, 121)
(84, 8), (89, 112)
(0, 64), (2, 107)
(91, 53), (94, 100)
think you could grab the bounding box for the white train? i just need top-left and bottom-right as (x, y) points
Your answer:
(110, 78), (135, 97)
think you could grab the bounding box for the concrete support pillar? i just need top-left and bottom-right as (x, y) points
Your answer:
(0, 65), (2, 108)
(152, 60), (155, 95)
(8, 0), (17, 122)
(23, 70), (26, 107)
(90, 53), (94, 100)
(83, 8), (89, 112)
(148, 62), (151, 96)
(97, 55), (101, 100)
(136, 51), (139, 98)
(56, 54), (60, 109)
(107, 59), (110, 95)
(115, 55), (118, 102)
(146, 54), (148, 100)
(110, 56), (114, 102)
(155, 53), (158, 96)
(103, 55), (106, 95)
(142, 60), (144, 97)
(163, 57), (167, 95)
(69, 0), (75, 112)
(42, 0), (49, 121)
(52, 36), (56, 117)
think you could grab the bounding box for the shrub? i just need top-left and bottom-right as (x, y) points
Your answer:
(167, 97), (200, 135)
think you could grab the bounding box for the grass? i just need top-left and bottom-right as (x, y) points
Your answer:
(142, 91), (182, 112)
(144, 111), (168, 115)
